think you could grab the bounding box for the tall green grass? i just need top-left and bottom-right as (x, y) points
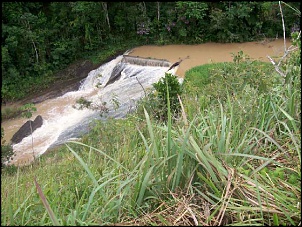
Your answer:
(1, 51), (300, 225)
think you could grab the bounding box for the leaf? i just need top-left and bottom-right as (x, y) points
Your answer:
(34, 177), (60, 226)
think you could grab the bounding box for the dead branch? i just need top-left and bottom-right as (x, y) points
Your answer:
(266, 1), (300, 80)
(279, 1), (287, 52)
(136, 77), (147, 97)
(267, 56), (286, 77)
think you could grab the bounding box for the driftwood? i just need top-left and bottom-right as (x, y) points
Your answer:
(167, 56), (190, 72)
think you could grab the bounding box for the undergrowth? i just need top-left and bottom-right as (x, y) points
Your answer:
(1, 35), (301, 225)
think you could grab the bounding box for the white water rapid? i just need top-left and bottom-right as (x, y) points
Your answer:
(9, 54), (177, 166)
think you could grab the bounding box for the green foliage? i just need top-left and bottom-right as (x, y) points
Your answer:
(2, 29), (301, 227)
(184, 52), (280, 108)
(207, 2), (257, 42)
(2, 2), (300, 102)
(1, 143), (13, 168)
(1, 127), (14, 168)
(283, 31), (301, 84)
(172, 1), (209, 43)
(72, 96), (110, 117)
(1, 106), (25, 121)
(73, 97), (92, 110)
(138, 73), (183, 122)
(231, 50), (246, 64)
(176, 1), (208, 20)
(110, 93), (120, 111)
(1, 45), (301, 224)
(20, 103), (37, 119)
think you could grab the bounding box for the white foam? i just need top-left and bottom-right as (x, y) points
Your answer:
(10, 56), (175, 164)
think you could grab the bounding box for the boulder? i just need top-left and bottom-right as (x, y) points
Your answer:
(11, 115), (43, 144)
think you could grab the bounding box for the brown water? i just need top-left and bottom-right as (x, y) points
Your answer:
(1, 39), (291, 166)
(1, 90), (98, 166)
(128, 39), (291, 78)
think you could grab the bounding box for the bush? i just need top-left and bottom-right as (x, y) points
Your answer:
(137, 73), (183, 122)
(1, 127), (14, 168)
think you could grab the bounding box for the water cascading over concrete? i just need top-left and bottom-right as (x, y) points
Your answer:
(9, 53), (175, 166)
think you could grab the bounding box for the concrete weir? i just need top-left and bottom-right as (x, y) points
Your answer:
(121, 55), (171, 67)
(104, 55), (171, 87)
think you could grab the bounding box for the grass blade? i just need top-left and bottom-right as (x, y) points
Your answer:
(82, 173), (122, 221)
(273, 213), (279, 226)
(13, 187), (35, 219)
(144, 107), (159, 158)
(136, 166), (154, 206)
(67, 141), (129, 173)
(34, 177), (60, 226)
(65, 143), (98, 188)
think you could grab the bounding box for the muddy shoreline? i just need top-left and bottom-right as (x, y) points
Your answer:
(1, 39), (293, 166)
(2, 39), (291, 111)
(1, 50), (127, 111)
(1, 39), (291, 143)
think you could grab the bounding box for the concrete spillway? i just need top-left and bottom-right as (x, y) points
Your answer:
(121, 55), (171, 67)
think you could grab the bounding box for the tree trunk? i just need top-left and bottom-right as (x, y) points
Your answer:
(157, 2), (160, 21)
(31, 39), (39, 64)
(101, 2), (110, 30)
(143, 1), (146, 16)
(23, 19), (39, 63)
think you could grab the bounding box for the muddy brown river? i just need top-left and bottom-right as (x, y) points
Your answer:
(1, 39), (291, 166)
(128, 39), (291, 78)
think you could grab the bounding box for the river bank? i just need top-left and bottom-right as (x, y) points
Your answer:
(1, 39), (292, 166)
(2, 38), (290, 112)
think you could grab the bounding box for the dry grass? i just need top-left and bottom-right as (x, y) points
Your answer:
(113, 189), (231, 226)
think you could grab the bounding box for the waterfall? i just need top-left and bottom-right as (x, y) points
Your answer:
(9, 54), (174, 166)
(79, 55), (124, 91)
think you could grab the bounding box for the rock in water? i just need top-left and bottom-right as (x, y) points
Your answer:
(11, 115), (43, 144)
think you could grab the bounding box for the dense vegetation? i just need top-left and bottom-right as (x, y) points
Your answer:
(1, 1), (301, 226)
(2, 1), (300, 102)
(1, 36), (300, 224)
